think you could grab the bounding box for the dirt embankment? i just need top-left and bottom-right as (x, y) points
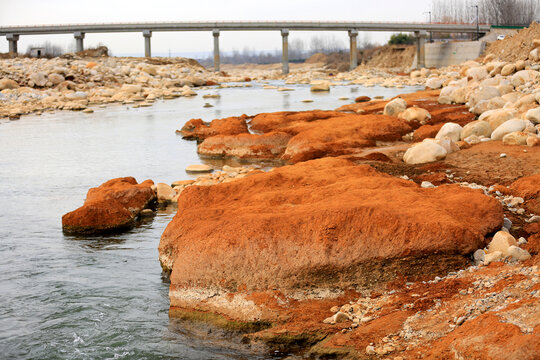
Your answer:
(306, 44), (416, 72)
(485, 22), (540, 62)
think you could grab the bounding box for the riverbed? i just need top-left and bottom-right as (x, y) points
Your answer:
(0, 82), (422, 359)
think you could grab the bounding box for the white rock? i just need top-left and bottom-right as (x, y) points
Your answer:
(487, 231), (517, 257)
(507, 246), (531, 261)
(398, 107), (431, 125)
(403, 139), (447, 164)
(120, 84), (142, 94)
(436, 137), (460, 154)
(484, 251), (503, 265)
(466, 66), (488, 81)
(473, 249), (485, 263)
(460, 120), (492, 140)
(436, 122), (463, 142)
(464, 134), (481, 145)
(156, 183), (175, 202)
(383, 98), (407, 116)
(421, 181), (435, 188)
(29, 72), (47, 87)
(525, 108), (540, 124)
(510, 70), (539, 87)
(479, 108), (516, 130)
(502, 131), (529, 145)
(491, 119), (527, 140)
(426, 77), (444, 89)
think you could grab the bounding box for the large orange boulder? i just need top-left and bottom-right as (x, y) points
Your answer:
(281, 114), (413, 163)
(510, 173), (540, 215)
(249, 110), (346, 133)
(159, 158), (503, 322)
(510, 173), (540, 199)
(197, 132), (292, 159)
(62, 177), (156, 235)
(177, 115), (249, 140)
(194, 111), (415, 163)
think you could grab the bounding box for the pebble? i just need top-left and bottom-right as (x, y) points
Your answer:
(500, 153), (507, 158)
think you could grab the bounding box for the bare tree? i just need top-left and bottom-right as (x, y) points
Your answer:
(25, 41), (64, 57)
(432, 0), (539, 26)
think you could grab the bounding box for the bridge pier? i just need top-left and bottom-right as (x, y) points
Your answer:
(348, 29), (358, 71)
(143, 30), (152, 57)
(213, 29), (220, 72)
(6, 34), (19, 55)
(74, 32), (85, 53)
(281, 29), (289, 75)
(415, 30), (428, 69)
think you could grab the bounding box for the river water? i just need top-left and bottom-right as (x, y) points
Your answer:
(0, 81), (422, 359)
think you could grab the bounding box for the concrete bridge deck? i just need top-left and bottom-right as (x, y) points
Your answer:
(1, 21), (491, 73)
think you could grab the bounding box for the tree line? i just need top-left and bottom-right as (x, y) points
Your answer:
(200, 34), (377, 66)
(432, 0), (539, 26)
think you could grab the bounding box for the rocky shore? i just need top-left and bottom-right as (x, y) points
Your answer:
(56, 25), (540, 359)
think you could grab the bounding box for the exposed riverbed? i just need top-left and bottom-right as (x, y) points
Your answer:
(0, 82), (422, 359)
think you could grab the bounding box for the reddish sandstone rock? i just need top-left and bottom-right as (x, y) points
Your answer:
(249, 110), (346, 133)
(159, 158), (502, 322)
(416, 310), (540, 360)
(197, 132), (292, 159)
(413, 123), (445, 141)
(510, 173), (540, 199)
(281, 114), (414, 163)
(62, 177), (156, 235)
(177, 116), (249, 140)
(510, 173), (540, 215)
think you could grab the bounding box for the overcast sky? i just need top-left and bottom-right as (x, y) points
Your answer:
(0, 0), (434, 57)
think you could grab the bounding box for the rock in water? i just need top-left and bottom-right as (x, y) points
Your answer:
(185, 164), (212, 173)
(159, 158), (502, 322)
(178, 116), (249, 140)
(62, 177), (156, 235)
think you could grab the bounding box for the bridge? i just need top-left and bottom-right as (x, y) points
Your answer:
(0, 21), (491, 73)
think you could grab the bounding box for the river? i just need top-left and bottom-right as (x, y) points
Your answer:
(0, 81), (422, 359)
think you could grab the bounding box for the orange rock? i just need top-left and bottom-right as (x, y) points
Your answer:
(510, 174), (540, 199)
(159, 158), (503, 321)
(416, 311), (540, 360)
(413, 123), (444, 141)
(250, 110), (345, 134)
(355, 96), (371, 103)
(85, 62), (97, 69)
(62, 177), (156, 235)
(178, 116), (249, 140)
(281, 114), (413, 163)
(198, 132), (292, 159)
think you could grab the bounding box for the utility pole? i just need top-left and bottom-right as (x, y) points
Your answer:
(423, 11), (433, 43)
(472, 4), (479, 41)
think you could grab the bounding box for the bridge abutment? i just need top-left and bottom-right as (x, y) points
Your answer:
(213, 29), (220, 72)
(143, 30), (152, 57)
(415, 30), (428, 69)
(349, 29), (358, 71)
(6, 34), (19, 55)
(74, 32), (85, 53)
(281, 29), (289, 75)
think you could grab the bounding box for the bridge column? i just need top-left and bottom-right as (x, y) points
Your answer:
(348, 29), (358, 71)
(415, 31), (428, 69)
(213, 29), (220, 72)
(6, 34), (19, 55)
(143, 30), (152, 58)
(74, 32), (85, 53)
(281, 29), (289, 75)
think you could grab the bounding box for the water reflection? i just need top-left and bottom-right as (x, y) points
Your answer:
(281, 93), (291, 109)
